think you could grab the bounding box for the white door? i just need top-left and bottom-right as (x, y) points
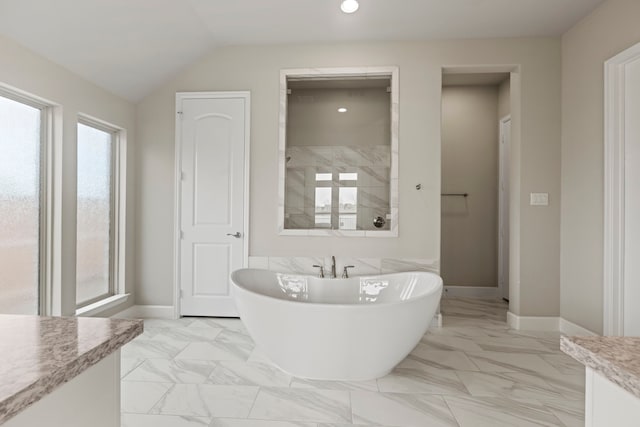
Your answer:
(499, 116), (511, 301)
(177, 92), (249, 317)
(624, 58), (640, 335)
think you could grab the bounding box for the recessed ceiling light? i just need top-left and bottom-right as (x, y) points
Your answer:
(340, 0), (359, 14)
(338, 107), (348, 113)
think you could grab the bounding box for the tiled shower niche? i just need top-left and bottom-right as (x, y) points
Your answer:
(284, 145), (391, 231)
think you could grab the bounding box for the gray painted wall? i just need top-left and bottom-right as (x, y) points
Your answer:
(561, 0), (640, 334)
(135, 38), (561, 319)
(441, 86), (499, 287)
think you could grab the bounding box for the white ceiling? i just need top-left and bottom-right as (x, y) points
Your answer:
(0, 0), (604, 102)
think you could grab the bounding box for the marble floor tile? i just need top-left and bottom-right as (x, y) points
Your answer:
(210, 420), (317, 427)
(121, 414), (211, 427)
(290, 377), (379, 392)
(316, 425), (387, 427)
(542, 398), (585, 427)
(419, 333), (484, 352)
(537, 373), (586, 401)
(151, 327), (223, 343)
(142, 318), (195, 328)
(249, 388), (351, 423)
(473, 336), (554, 354)
(123, 358), (217, 383)
(122, 338), (188, 359)
(150, 383), (259, 418)
(208, 360), (292, 387)
(215, 329), (255, 346)
(121, 381), (173, 413)
(465, 351), (564, 375)
(456, 371), (568, 401)
(175, 340), (253, 361)
(443, 316), (510, 330)
(539, 354), (586, 375)
(188, 317), (249, 334)
(247, 347), (277, 365)
(406, 345), (479, 371)
(351, 391), (458, 427)
(121, 357), (145, 378)
(138, 327), (165, 339)
(426, 325), (494, 338)
(444, 396), (564, 427)
(120, 298), (586, 426)
(377, 361), (469, 395)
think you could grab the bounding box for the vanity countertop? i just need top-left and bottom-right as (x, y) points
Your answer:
(561, 335), (640, 399)
(0, 315), (143, 424)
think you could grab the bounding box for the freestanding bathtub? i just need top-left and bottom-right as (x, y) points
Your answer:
(230, 268), (443, 381)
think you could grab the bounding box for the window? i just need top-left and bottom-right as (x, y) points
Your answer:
(76, 120), (118, 307)
(0, 92), (47, 314)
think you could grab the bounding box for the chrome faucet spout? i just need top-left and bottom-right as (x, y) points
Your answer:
(331, 256), (337, 279)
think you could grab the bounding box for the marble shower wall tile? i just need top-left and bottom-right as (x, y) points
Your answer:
(245, 257), (444, 276)
(268, 257), (327, 275)
(381, 258), (440, 274)
(283, 145), (394, 232)
(323, 257), (382, 276)
(248, 256), (269, 269)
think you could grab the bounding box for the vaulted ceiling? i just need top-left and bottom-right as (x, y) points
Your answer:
(0, 0), (604, 101)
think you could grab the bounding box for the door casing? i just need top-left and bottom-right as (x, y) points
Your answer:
(604, 41), (640, 336)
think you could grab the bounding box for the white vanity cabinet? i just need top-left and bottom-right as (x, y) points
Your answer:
(561, 336), (640, 427)
(0, 315), (142, 427)
(585, 367), (640, 427)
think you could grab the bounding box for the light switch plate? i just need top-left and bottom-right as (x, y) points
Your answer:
(530, 193), (549, 206)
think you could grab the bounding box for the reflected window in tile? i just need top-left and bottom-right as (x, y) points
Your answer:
(315, 187), (332, 228)
(339, 172), (358, 181)
(339, 187), (357, 230)
(315, 173), (332, 181)
(339, 187), (357, 213)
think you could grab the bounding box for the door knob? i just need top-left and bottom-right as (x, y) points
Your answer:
(226, 232), (242, 238)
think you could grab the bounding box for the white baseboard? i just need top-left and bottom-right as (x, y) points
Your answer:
(507, 311), (560, 331)
(444, 286), (500, 298)
(507, 312), (598, 335)
(112, 305), (175, 319)
(559, 318), (597, 336)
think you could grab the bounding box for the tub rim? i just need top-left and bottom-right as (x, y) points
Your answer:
(230, 268), (443, 309)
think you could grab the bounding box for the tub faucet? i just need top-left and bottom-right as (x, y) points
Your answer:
(331, 256), (337, 279)
(312, 264), (325, 278)
(342, 265), (355, 278)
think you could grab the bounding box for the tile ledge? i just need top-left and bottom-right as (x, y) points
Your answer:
(76, 294), (130, 317)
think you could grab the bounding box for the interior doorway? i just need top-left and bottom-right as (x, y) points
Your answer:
(440, 71), (511, 299)
(604, 41), (640, 336)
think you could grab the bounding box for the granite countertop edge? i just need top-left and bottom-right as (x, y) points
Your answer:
(0, 319), (143, 424)
(560, 335), (640, 399)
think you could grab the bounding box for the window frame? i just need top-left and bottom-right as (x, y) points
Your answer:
(75, 116), (122, 309)
(0, 86), (53, 315)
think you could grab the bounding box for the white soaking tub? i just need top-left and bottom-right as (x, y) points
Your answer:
(230, 268), (443, 381)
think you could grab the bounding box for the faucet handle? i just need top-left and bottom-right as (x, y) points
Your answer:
(342, 265), (355, 278)
(312, 265), (325, 278)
